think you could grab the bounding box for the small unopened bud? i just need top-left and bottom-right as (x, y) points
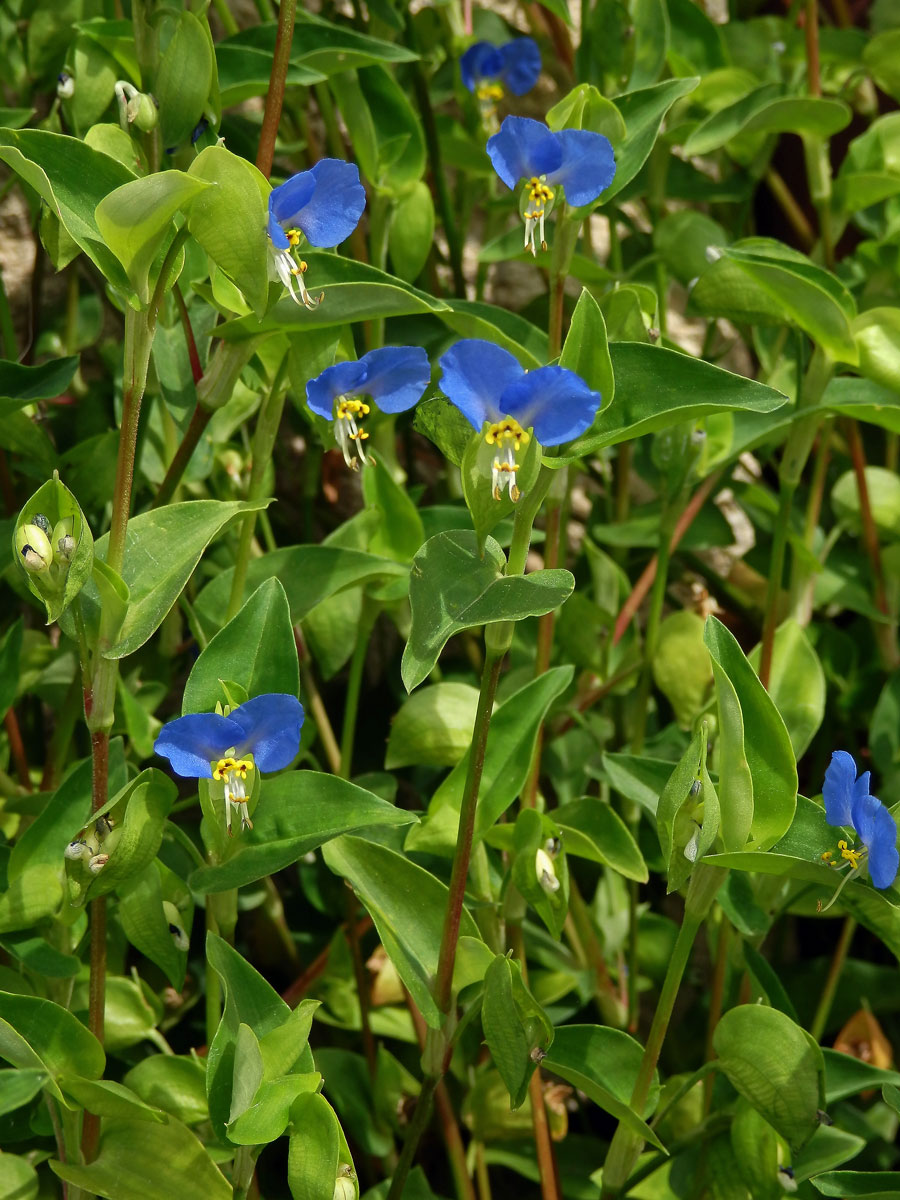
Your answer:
(333, 1163), (356, 1200)
(529, 1046), (547, 1063)
(705, 245), (723, 263)
(163, 901), (190, 952)
(88, 854), (109, 874)
(126, 92), (158, 132)
(777, 1166), (797, 1193)
(57, 72), (75, 99)
(535, 848), (560, 893)
(543, 836), (561, 858)
(65, 840), (89, 862)
(31, 513), (52, 535)
(683, 824), (701, 863)
(53, 517), (76, 562)
(94, 814), (115, 839)
(18, 524), (53, 571)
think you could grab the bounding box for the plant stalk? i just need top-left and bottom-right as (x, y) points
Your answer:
(255, 0), (297, 178)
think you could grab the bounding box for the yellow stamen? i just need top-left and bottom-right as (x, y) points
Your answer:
(838, 839), (863, 870)
(476, 82), (504, 101)
(528, 176), (554, 204)
(485, 417), (530, 452)
(337, 399), (370, 420)
(213, 757), (253, 781)
(821, 850), (834, 865)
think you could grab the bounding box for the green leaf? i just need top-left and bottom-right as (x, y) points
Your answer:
(557, 342), (787, 462)
(50, 1117), (231, 1200)
(0, 1154), (37, 1200)
(357, 64), (425, 187)
(155, 11), (215, 148)
(0, 992), (105, 1102)
(602, 77), (700, 202)
(189, 771), (416, 893)
(124, 1056), (209, 1127)
(543, 1025), (665, 1151)
(555, 797), (648, 881)
(654, 210), (730, 286)
(0, 620), (22, 720)
(0, 356), (78, 404)
(511, 808), (569, 938)
(822, 1048), (900, 1103)
(118, 861), (192, 990)
(712, 1004), (824, 1151)
(95, 172), (211, 304)
(188, 146), (270, 319)
(401, 531), (574, 692)
(684, 88), (851, 157)
(228, 1072), (321, 1146)
(386, 682), (480, 769)
(193, 544), (407, 642)
(652, 610), (713, 728)
(362, 458), (425, 562)
(0, 866), (64, 934)
(389, 182), (435, 282)
(656, 725), (720, 892)
(408, 667), (574, 854)
(851, 307), (900, 393)
(183, 578), (299, 716)
(323, 835), (481, 1028)
(438, 299), (548, 368)
(0, 1068), (47, 1117)
(63, 499), (268, 659)
(863, 29), (900, 101)
(704, 615), (797, 850)
(811, 1172), (900, 1199)
(482, 955), (553, 1110)
(206, 934), (296, 1138)
(287, 1092), (342, 1200)
(559, 288), (614, 407)
(59, 1076), (166, 1123)
(0, 127), (135, 288)
(629, 0), (670, 89)
(690, 241), (858, 364)
(218, 254), (447, 339)
(748, 620), (826, 759)
(824, 377), (900, 434)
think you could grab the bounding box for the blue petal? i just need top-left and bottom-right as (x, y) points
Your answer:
(306, 359), (368, 420)
(229, 693), (304, 772)
(486, 116), (562, 191)
(294, 159), (366, 248)
(460, 42), (503, 91)
(823, 750), (857, 826)
(499, 38), (541, 95)
(269, 171), (316, 226)
(851, 792), (899, 889)
(267, 212), (290, 251)
(500, 365), (602, 445)
(438, 340), (524, 430)
(358, 346), (431, 414)
(545, 129), (616, 207)
(154, 713), (244, 778)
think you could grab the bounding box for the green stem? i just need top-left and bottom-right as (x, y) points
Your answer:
(295, 627), (342, 775)
(255, 0), (297, 178)
(403, 10), (466, 296)
(758, 483), (795, 691)
(548, 204), (577, 358)
(789, 416), (833, 625)
(601, 866), (725, 1195)
(210, 0), (239, 36)
(434, 648), (504, 1014)
(387, 1075), (440, 1200)
(225, 362), (289, 621)
(631, 503), (678, 753)
(810, 916), (856, 1042)
(339, 606), (377, 781)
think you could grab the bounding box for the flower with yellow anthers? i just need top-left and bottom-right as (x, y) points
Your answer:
(820, 750), (898, 889)
(306, 347), (431, 470)
(460, 38), (541, 101)
(267, 161), (365, 309)
(439, 339), (602, 502)
(154, 694), (304, 837)
(486, 116), (616, 254)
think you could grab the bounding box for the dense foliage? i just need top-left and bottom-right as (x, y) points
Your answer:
(1, 1), (900, 1198)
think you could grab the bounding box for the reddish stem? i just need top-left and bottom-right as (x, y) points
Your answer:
(4, 708), (32, 791)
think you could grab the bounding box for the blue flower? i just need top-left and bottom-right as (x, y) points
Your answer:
(439, 339), (601, 500)
(154, 694), (304, 834)
(460, 38), (541, 98)
(306, 346), (431, 469)
(822, 751), (898, 889)
(267, 160), (366, 308)
(486, 116), (616, 254)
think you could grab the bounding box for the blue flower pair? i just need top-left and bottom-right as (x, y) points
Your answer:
(154, 694), (303, 835)
(822, 751), (898, 889)
(487, 116), (616, 254)
(266, 160), (366, 308)
(460, 38), (541, 99)
(439, 339), (601, 500)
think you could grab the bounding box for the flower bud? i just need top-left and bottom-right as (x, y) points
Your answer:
(53, 516), (76, 562)
(126, 92), (159, 132)
(65, 840), (89, 862)
(57, 72), (75, 100)
(17, 523), (53, 572)
(333, 1164), (356, 1200)
(163, 901), (190, 952)
(88, 853), (109, 874)
(535, 847), (560, 893)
